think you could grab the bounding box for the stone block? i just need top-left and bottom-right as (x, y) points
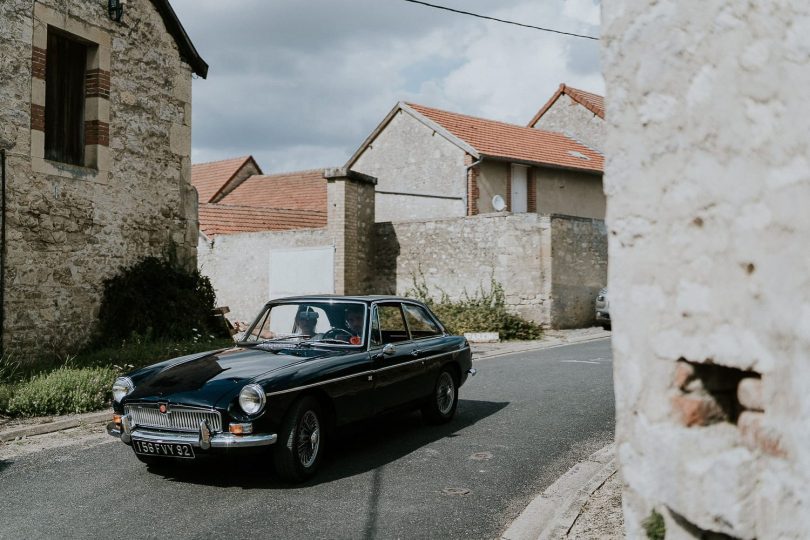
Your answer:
(737, 378), (763, 411)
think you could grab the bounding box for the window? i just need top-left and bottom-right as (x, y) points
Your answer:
(403, 304), (442, 339)
(44, 29), (87, 166)
(370, 306), (382, 347)
(377, 303), (409, 343)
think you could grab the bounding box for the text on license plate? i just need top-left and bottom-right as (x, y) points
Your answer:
(132, 439), (195, 458)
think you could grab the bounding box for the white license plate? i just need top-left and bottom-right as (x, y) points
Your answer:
(132, 439), (195, 459)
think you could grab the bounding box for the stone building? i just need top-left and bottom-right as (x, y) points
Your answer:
(605, 0), (810, 537)
(0, 0), (207, 359)
(528, 84), (604, 152)
(345, 102), (604, 223)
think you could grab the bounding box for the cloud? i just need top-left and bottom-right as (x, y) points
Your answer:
(172, 0), (602, 172)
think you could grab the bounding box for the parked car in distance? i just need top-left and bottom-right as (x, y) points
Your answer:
(595, 287), (610, 329)
(107, 296), (475, 482)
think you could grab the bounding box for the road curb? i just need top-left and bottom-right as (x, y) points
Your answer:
(0, 410), (112, 443)
(473, 332), (611, 361)
(500, 443), (616, 540)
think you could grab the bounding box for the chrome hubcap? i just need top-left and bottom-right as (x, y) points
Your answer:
(437, 372), (455, 415)
(297, 410), (320, 468)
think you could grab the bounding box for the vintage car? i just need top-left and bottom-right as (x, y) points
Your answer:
(107, 296), (475, 481)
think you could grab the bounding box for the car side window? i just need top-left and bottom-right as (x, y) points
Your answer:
(370, 306), (382, 347)
(402, 304), (442, 339)
(377, 303), (409, 343)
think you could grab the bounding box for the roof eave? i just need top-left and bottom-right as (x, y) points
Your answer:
(150, 0), (208, 78)
(479, 154), (603, 176)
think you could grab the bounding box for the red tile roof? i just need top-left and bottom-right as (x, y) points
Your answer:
(528, 84), (605, 127)
(407, 103), (603, 173)
(198, 204), (327, 237)
(192, 156), (258, 203)
(218, 169), (326, 211)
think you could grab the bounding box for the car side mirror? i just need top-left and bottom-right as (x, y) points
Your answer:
(382, 343), (396, 356)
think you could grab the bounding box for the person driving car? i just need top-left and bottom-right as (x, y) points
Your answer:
(345, 305), (365, 336)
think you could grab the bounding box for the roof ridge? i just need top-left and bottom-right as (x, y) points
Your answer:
(247, 168), (328, 179)
(406, 102), (537, 133)
(201, 203), (327, 213)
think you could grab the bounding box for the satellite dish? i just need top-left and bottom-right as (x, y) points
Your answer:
(492, 194), (506, 212)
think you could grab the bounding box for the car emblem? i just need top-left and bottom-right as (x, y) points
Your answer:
(159, 403), (168, 414)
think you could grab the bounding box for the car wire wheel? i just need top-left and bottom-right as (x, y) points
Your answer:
(436, 371), (456, 415)
(297, 410), (320, 468)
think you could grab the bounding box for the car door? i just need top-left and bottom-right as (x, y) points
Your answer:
(401, 302), (448, 396)
(370, 302), (424, 414)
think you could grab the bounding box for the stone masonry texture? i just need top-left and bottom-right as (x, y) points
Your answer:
(604, 0), (810, 537)
(532, 93), (604, 152)
(1, 1), (198, 359)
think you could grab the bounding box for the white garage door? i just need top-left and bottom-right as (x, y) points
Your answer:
(268, 246), (335, 299)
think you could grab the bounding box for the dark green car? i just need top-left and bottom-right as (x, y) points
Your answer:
(107, 296), (475, 482)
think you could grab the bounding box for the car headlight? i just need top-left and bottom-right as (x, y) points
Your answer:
(239, 384), (266, 415)
(112, 376), (134, 402)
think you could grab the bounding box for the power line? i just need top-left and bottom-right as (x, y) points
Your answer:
(400, 0), (599, 41)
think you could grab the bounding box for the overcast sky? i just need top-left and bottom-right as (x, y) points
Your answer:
(171, 0), (602, 173)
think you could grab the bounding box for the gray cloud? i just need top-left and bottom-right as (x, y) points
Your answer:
(173, 0), (602, 172)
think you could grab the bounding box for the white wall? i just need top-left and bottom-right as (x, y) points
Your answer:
(604, 0), (810, 537)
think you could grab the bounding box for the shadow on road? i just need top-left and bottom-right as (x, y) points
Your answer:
(0, 460), (10, 474)
(150, 398), (508, 490)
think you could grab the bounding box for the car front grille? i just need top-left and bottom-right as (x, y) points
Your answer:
(125, 404), (222, 433)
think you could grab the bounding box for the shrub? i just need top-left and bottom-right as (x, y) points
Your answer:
(4, 367), (117, 417)
(0, 384), (13, 414)
(642, 510), (665, 540)
(407, 273), (542, 340)
(96, 257), (218, 344)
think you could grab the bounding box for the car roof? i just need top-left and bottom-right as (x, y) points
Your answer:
(263, 295), (423, 306)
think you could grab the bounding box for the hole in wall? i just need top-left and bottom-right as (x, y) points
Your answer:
(692, 216), (704, 227)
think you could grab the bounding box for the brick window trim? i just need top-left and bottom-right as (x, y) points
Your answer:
(29, 2), (112, 182)
(467, 161), (479, 216)
(527, 167), (537, 213)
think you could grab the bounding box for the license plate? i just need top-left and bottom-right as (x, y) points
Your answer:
(132, 439), (195, 459)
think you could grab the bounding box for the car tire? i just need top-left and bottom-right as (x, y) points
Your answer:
(421, 367), (459, 425)
(273, 395), (325, 483)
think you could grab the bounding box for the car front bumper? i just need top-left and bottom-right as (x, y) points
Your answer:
(107, 416), (277, 450)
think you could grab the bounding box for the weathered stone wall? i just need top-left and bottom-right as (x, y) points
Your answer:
(198, 228), (331, 324)
(532, 94), (604, 151)
(0, 1), (197, 358)
(549, 215), (607, 328)
(372, 213), (552, 324)
(604, 0), (810, 537)
(351, 109), (467, 222)
(536, 168), (605, 219)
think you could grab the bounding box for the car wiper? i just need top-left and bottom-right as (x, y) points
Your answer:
(257, 334), (309, 344)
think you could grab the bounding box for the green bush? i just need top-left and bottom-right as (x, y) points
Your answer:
(4, 367), (117, 417)
(407, 274), (542, 340)
(0, 384), (13, 414)
(642, 510), (666, 540)
(96, 257), (218, 344)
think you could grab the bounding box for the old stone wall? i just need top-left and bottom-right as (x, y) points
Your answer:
(372, 213), (552, 324)
(198, 228), (331, 324)
(604, 0), (810, 537)
(351, 108), (467, 222)
(0, 1), (197, 358)
(549, 215), (607, 328)
(532, 93), (604, 151)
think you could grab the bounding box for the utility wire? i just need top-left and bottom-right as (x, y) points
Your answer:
(400, 0), (599, 41)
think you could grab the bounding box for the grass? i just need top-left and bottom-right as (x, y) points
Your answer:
(0, 336), (235, 418)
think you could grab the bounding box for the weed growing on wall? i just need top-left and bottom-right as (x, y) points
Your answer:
(96, 257), (219, 344)
(407, 272), (541, 340)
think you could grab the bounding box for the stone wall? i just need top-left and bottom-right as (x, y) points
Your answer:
(198, 228), (331, 324)
(0, 1), (197, 358)
(604, 0), (810, 537)
(532, 93), (604, 151)
(549, 215), (607, 328)
(351, 108), (467, 222)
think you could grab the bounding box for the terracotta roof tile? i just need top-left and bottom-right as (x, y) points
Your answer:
(218, 169), (326, 211)
(407, 103), (603, 173)
(198, 204), (327, 237)
(191, 156), (255, 203)
(528, 84), (605, 127)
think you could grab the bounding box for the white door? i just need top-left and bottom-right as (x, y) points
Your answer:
(268, 246), (334, 299)
(511, 165), (528, 213)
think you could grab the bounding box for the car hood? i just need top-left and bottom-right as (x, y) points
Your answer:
(125, 346), (338, 408)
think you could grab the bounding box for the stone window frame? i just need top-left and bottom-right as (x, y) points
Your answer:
(30, 3), (111, 184)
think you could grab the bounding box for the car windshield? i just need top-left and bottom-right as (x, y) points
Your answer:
(241, 301), (367, 347)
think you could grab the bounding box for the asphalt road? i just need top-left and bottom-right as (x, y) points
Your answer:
(0, 338), (614, 540)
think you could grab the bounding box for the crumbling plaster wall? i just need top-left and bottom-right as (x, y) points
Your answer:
(0, 0), (197, 358)
(604, 0), (810, 538)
